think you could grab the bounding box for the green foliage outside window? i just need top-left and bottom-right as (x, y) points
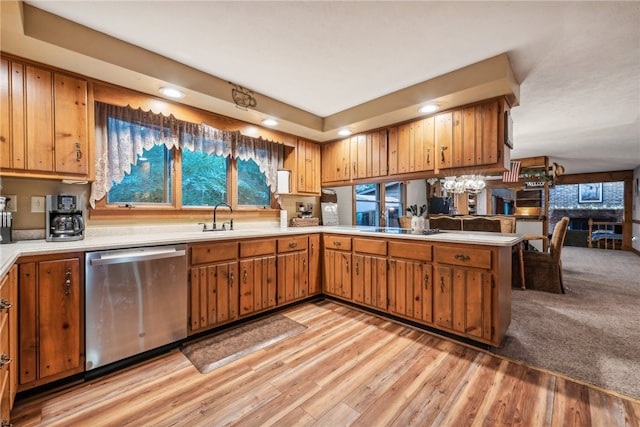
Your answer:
(181, 150), (228, 206)
(108, 144), (173, 204)
(238, 158), (270, 206)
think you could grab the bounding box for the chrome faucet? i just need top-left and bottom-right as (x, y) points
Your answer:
(199, 202), (233, 231)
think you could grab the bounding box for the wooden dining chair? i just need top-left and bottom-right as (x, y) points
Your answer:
(519, 217), (570, 293)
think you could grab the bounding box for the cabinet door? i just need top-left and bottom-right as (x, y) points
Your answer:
(435, 112), (453, 170)
(349, 134), (366, 179)
(18, 263), (36, 385)
(38, 258), (81, 380)
(462, 106), (476, 166)
(388, 259), (432, 322)
(0, 58), (9, 169)
(452, 269), (492, 340)
(277, 250), (308, 304)
(480, 100), (499, 165)
(54, 74), (88, 175)
(434, 266), (453, 329)
(239, 256), (276, 316)
(323, 249), (351, 300)
(388, 127), (398, 175)
(370, 129), (388, 177)
(397, 122), (412, 174)
(452, 110), (464, 168)
(190, 261), (238, 331)
(25, 66), (54, 172)
(352, 254), (387, 311)
(308, 234), (321, 296)
(422, 116), (435, 172)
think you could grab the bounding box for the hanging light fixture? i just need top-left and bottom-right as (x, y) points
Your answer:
(442, 175), (486, 194)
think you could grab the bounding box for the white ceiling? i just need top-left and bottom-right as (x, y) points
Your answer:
(6, 1), (640, 175)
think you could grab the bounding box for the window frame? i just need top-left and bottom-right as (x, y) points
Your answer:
(352, 181), (407, 227)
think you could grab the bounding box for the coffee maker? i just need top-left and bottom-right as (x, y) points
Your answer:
(46, 195), (85, 242)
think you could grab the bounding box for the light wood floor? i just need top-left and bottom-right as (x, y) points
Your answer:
(11, 301), (640, 426)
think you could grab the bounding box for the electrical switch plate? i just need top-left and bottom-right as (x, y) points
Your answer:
(31, 196), (45, 213)
(5, 195), (17, 212)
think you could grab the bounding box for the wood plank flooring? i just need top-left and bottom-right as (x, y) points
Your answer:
(10, 301), (640, 426)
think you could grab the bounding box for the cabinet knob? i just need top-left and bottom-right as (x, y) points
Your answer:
(440, 276), (445, 293)
(454, 254), (470, 261)
(289, 242), (297, 248)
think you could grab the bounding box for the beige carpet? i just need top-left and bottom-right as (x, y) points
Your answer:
(493, 246), (640, 399)
(182, 314), (307, 374)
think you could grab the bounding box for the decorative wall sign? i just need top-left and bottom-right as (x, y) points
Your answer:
(578, 182), (602, 203)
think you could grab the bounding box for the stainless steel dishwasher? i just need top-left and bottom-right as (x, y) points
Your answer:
(85, 244), (187, 371)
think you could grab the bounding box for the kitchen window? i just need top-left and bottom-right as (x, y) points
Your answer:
(355, 182), (405, 227)
(91, 101), (283, 214)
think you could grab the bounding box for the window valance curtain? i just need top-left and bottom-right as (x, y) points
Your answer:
(90, 102), (284, 208)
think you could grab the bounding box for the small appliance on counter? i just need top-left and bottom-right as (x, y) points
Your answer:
(46, 194), (85, 242)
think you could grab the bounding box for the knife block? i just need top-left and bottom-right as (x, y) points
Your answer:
(0, 226), (11, 244)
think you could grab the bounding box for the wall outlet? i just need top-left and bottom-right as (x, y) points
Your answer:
(31, 196), (46, 213)
(5, 195), (17, 212)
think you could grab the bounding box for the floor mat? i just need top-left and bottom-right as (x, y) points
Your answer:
(181, 314), (307, 374)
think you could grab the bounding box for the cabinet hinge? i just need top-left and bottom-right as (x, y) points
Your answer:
(498, 105), (502, 114)
(491, 277), (495, 289)
(491, 326), (495, 337)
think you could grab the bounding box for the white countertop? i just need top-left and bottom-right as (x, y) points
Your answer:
(0, 225), (523, 277)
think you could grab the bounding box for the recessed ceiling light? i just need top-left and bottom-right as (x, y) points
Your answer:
(418, 103), (439, 114)
(262, 118), (279, 126)
(159, 87), (185, 99)
(338, 129), (352, 137)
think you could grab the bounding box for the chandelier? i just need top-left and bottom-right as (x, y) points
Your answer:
(442, 175), (486, 194)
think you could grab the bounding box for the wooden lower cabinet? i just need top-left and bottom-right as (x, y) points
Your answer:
(307, 234), (321, 296)
(322, 235), (510, 346)
(322, 235), (352, 300)
(352, 238), (387, 311)
(17, 254), (84, 391)
(189, 235), (319, 335)
(189, 241), (239, 333)
(239, 239), (276, 316)
(387, 240), (433, 323)
(276, 236), (309, 304)
(0, 265), (17, 425)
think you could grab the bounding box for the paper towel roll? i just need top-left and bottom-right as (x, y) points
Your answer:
(280, 210), (288, 228)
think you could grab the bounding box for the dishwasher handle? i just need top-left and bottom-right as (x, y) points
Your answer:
(89, 248), (186, 266)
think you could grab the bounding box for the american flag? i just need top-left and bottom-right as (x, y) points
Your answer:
(503, 161), (522, 183)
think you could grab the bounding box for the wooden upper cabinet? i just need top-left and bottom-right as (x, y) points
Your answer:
(25, 65), (54, 172)
(321, 138), (350, 185)
(348, 130), (388, 180)
(462, 106), (477, 166)
(296, 139), (320, 194)
(0, 56), (90, 179)
(435, 112), (453, 170)
(54, 74), (89, 175)
(389, 118), (434, 176)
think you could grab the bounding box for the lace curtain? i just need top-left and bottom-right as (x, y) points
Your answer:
(90, 102), (284, 208)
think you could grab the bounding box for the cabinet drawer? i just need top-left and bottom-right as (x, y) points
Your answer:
(240, 239), (276, 258)
(190, 242), (238, 265)
(388, 241), (432, 262)
(353, 238), (387, 256)
(434, 245), (492, 269)
(277, 236), (308, 253)
(323, 235), (352, 251)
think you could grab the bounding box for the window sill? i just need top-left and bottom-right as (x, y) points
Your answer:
(89, 206), (280, 221)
